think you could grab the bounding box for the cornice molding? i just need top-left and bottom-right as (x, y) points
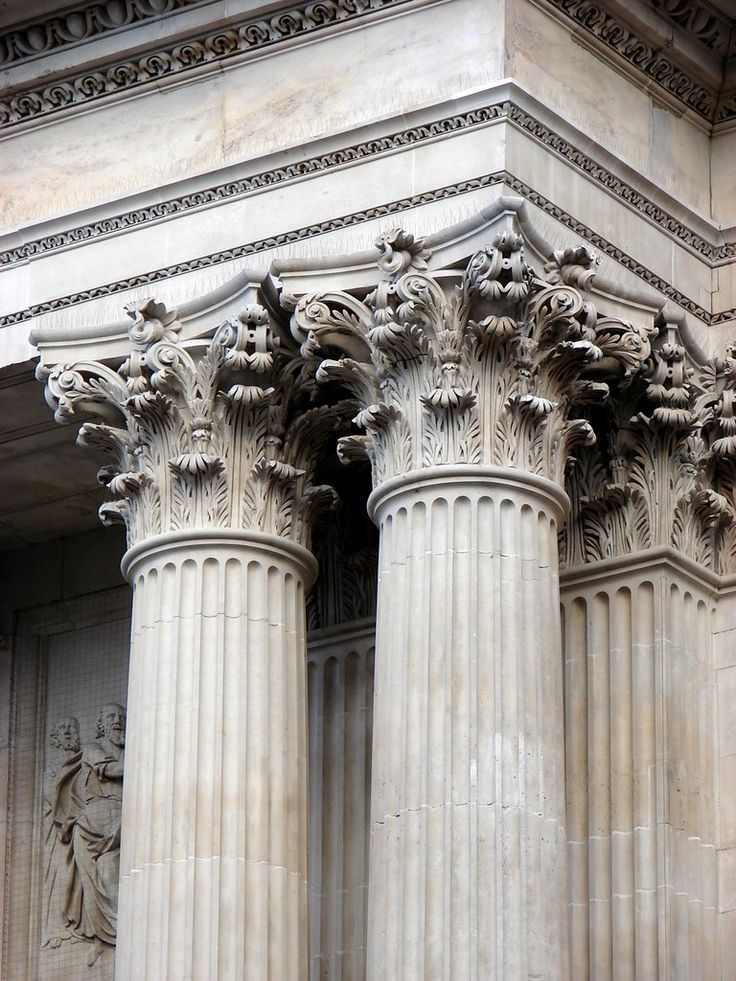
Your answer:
(649, 0), (736, 58)
(2, 99), (734, 276)
(0, 0), (210, 68)
(0, 0), (413, 133)
(2, 0), (735, 140)
(505, 104), (735, 264)
(538, 0), (736, 126)
(0, 174), (508, 329)
(4, 170), (735, 332)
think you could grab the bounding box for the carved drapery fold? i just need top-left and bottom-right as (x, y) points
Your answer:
(286, 231), (653, 490)
(38, 299), (353, 548)
(562, 320), (736, 574)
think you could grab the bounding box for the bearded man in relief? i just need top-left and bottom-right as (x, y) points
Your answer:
(66, 702), (126, 967)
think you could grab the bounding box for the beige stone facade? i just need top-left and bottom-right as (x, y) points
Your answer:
(1, 0), (735, 977)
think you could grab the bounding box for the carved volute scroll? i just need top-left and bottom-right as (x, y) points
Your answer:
(563, 321), (736, 573)
(38, 300), (354, 549)
(285, 230), (653, 489)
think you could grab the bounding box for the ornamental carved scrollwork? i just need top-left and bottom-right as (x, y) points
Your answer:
(562, 323), (736, 574)
(38, 299), (355, 549)
(285, 230), (653, 488)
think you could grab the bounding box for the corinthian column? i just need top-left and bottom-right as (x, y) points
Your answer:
(287, 231), (652, 978)
(38, 301), (350, 979)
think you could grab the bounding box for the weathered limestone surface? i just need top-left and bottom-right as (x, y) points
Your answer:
(36, 297), (351, 978)
(293, 225), (652, 976)
(120, 531), (312, 978)
(367, 467), (568, 977)
(308, 621), (374, 981)
(562, 559), (718, 980)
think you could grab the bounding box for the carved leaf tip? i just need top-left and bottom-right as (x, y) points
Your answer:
(544, 245), (599, 289)
(376, 228), (432, 278)
(125, 298), (181, 348)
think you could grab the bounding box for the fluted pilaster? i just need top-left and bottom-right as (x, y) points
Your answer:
(118, 531), (314, 978)
(365, 467), (568, 979)
(562, 556), (718, 980)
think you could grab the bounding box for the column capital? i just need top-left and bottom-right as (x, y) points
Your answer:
(38, 298), (353, 551)
(563, 318), (736, 573)
(286, 230), (653, 489)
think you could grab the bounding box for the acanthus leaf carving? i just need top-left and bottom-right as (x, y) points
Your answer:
(38, 299), (355, 550)
(563, 322), (736, 574)
(286, 228), (653, 488)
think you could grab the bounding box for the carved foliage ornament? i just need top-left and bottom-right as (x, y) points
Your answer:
(286, 230), (653, 488)
(38, 300), (354, 549)
(563, 324), (736, 574)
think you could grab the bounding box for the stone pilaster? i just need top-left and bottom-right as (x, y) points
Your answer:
(288, 231), (652, 978)
(38, 300), (351, 979)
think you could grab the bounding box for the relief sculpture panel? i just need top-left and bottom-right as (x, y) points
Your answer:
(42, 704), (126, 969)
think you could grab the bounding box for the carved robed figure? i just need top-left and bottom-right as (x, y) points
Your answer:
(43, 704), (126, 967)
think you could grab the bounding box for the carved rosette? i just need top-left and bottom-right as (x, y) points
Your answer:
(38, 299), (353, 550)
(563, 324), (736, 574)
(286, 230), (653, 490)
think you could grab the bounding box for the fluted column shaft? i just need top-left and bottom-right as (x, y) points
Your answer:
(366, 466), (569, 980)
(116, 530), (315, 980)
(562, 553), (718, 980)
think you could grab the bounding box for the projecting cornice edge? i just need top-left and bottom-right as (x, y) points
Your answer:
(31, 196), (670, 364)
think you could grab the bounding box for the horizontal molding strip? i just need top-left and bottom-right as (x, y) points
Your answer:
(650, 0), (735, 58)
(2, 171), (735, 330)
(3, 0), (735, 136)
(0, 174), (506, 327)
(0, 0), (210, 68)
(0, 0), (414, 131)
(3, 100), (734, 271)
(0, 105), (504, 266)
(538, 0), (736, 124)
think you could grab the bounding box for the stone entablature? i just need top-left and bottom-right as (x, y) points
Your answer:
(3, 0), (734, 129)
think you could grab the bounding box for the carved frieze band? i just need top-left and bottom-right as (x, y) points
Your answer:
(3, 0), (736, 133)
(4, 170), (735, 332)
(4, 101), (735, 272)
(650, 0), (735, 58)
(540, 0), (736, 124)
(0, 174), (507, 327)
(0, 0), (207, 67)
(0, 106), (504, 268)
(0, 0), (412, 131)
